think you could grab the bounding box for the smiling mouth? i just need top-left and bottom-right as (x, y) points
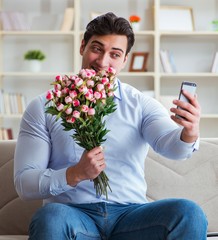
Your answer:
(91, 66), (100, 72)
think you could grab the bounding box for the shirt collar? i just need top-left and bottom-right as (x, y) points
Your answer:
(114, 77), (122, 100)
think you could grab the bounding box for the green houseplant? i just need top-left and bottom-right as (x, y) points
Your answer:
(212, 20), (218, 31)
(24, 50), (46, 61)
(24, 50), (46, 72)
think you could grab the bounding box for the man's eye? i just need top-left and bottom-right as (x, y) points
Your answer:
(92, 46), (101, 53)
(111, 53), (120, 58)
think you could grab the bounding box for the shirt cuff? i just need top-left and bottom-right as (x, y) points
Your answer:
(49, 167), (75, 196)
(180, 136), (200, 151)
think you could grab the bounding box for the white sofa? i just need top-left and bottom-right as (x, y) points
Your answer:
(0, 139), (218, 239)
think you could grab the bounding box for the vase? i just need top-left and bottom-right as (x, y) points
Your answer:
(25, 60), (42, 72)
(131, 22), (140, 31)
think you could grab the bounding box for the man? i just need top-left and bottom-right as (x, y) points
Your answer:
(14, 12), (207, 240)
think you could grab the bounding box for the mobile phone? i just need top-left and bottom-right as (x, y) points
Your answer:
(176, 81), (197, 119)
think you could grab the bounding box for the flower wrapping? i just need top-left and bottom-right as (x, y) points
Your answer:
(45, 67), (117, 199)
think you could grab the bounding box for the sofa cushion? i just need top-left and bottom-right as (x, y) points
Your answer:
(0, 236), (28, 240)
(146, 138), (218, 233)
(0, 140), (42, 236)
(1, 139), (218, 238)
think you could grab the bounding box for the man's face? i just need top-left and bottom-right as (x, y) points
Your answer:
(80, 34), (128, 75)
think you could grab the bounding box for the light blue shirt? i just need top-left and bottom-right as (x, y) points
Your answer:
(14, 79), (198, 205)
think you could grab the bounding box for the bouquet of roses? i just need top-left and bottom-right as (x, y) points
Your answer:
(45, 67), (117, 199)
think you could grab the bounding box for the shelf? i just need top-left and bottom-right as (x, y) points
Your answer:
(0, 71), (155, 78)
(78, 30), (155, 37)
(0, 0), (218, 138)
(118, 72), (155, 77)
(160, 31), (218, 37)
(2, 72), (216, 78)
(160, 73), (218, 77)
(0, 31), (75, 36)
(0, 114), (23, 119)
(0, 72), (75, 77)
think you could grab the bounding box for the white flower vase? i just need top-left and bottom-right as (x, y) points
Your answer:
(26, 60), (42, 72)
(131, 22), (140, 31)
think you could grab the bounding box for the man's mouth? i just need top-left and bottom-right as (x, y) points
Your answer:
(91, 66), (99, 72)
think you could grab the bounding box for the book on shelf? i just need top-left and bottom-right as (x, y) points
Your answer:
(159, 49), (177, 73)
(0, 11), (30, 31)
(60, 8), (74, 31)
(0, 90), (4, 114)
(0, 128), (13, 140)
(211, 51), (218, 73)
(0, 90), (26, 114)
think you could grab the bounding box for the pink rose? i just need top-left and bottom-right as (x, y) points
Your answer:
(107, 91), (114, 97)
(54, 83), (61, 91)
(96, 83), (104, 92)
(81, 105), (89, 112)
(69, 90), (77, 99)
(66, 116), (76, 123)
(107, 83), (114, 90)
(70, 84), (76, 90)
(74, 78), (83, 87)
(65, 107), (73, 115)
(65, 96), (73, 104)
(56, 103), (64, 111)
(101, 77), (109, 85)
(79, 69), (96, 79)
(79, 86), (88, 94)
(88, 108), (95, 116)
(72, 99), (80, 107)
(62, 87), (69, 95)
(54, 90), (61, 98)
(87, 80), (94, 88)
(108, 67), (116, 75)
(101, 90), (106, 99)
(94, 91), (102, 100)
(73, 110), (80, 118)
(55, 75), (62, 81)
(85, 91), (94, 101)
(46, 90), (53, 100)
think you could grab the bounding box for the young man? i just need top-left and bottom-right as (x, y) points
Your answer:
(14, 12), (207, 239)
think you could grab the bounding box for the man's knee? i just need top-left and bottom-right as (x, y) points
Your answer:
(169, 198), (208, 236)
(29, 203), (101, 240)
(31, 203), (69, 226)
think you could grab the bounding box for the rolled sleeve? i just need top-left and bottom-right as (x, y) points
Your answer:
(49, 168), (74, 195)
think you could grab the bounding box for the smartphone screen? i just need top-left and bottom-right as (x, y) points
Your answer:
(176, 81), (197, 119)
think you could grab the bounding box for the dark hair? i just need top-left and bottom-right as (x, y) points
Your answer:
(83, 12), (135, 56)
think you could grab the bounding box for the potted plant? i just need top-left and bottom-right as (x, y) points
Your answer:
(212, 20), (218, 31)
(129, 15), (141, 31)
(24, 50), (46, 72)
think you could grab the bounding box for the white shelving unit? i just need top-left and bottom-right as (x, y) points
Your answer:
(0, 0), (218, 138)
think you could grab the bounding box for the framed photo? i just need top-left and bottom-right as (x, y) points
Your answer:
(129, 52), (149, 72)
(159, 6), (194, 31)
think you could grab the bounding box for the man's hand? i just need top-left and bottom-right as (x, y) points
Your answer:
(170, 89), (201, 143)
(66, 146), (105, 187)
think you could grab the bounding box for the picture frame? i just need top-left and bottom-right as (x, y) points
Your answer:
(159, 6), (195, 31)
(129, 52), (149, 72)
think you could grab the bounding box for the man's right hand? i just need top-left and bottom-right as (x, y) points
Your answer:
(66, 146), (105, 187)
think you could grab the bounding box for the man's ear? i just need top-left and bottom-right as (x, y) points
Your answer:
(80, 40), (85, 55)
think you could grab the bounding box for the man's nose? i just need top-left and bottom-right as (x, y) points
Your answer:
(96, 54), (110, 67)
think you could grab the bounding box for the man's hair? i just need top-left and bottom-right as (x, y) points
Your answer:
(83, 12), (135, 56)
